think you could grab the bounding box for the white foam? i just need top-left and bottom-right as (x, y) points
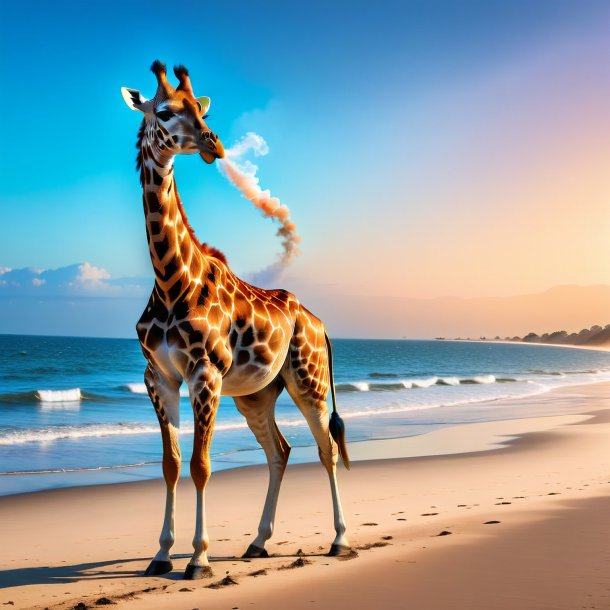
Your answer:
(438, 377), (461, 386)
(123, 383), (189, 397)
(36, 389), (81, 403)
(339, 384), (550, 420)
(473, 375), (496, 384)
(352, 382), (370, 392)
(0, 423), (159, 445)
(0, 416), (315, 446)
(124, 383), (147, 394)
(410, 377), (439, 388)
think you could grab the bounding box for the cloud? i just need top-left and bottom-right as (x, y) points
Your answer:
(0, 263), (151, 298)
(76, 262), (111, 284)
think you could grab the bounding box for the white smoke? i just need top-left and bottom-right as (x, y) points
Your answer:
(218, 132), (300, 286)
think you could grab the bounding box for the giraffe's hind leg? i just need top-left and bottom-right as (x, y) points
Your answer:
(234, 377), (290, 558)
(282, 313), (351, 555)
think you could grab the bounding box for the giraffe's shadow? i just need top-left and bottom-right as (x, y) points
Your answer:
(0, 557), (156, 589)
(0, 558), (130, 588)
(0, 552), (329, 589)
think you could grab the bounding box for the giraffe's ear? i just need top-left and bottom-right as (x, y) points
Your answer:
(195, 96), (211, 116)
(121, 87), (152, 112)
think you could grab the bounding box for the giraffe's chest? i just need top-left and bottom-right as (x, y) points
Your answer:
(137, 290), (294, 394)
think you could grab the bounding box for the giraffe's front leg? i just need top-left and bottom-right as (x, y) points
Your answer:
(143, 364), (182, 576)
(184, 361), (221, 580)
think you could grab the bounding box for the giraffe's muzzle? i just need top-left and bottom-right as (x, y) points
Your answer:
(199, 131), (224, 164)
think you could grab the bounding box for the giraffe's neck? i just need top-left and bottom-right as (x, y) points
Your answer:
(140, 144), (206, 302)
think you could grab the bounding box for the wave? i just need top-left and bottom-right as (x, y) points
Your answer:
(0, 423), (160, 445)
(335, 382), (371, 392)
(407, 377), (439, 388)
(121, 383), (190, 397)
(436, 377), (461, 386)
(3, 369), (610, 446)
(1, 367), (606, 409)
(0, 389), (85, 404)
(0, 461), (161, 476)
(528, 369), (566, 377)
(460, 375), (496, 385)
(36, 388), (81, 403)
(335, 375), (507, 393)
(0, 416), (312, 446)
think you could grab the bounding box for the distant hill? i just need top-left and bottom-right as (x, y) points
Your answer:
(520, 324), (610, 347)
(305, 284), (610, 339)
(1, 267), (609, 341)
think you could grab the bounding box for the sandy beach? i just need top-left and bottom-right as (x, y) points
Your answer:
(453, 338), (610, 353)
(1, 381), (609, 610)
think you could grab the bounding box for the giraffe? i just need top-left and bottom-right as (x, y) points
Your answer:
(121, 61), (351, 580)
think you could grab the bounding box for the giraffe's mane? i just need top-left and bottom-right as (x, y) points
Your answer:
(135, 118), (147, 184)
(174, 190), (228, 265)
(135, 119), (227, 266)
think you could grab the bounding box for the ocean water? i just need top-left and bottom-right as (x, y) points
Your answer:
(1, 334), (610, 496)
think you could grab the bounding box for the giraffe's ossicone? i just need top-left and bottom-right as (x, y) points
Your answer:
(121, 61), (351, 580)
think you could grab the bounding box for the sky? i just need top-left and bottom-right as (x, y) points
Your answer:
(1, 0), (609, 337)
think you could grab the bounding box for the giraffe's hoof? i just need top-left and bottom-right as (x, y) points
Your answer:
(184, 564), (213, 580)
(328, 544), (357, 558)
(242, 544), (269, 558)
(144, 559), (173, 576)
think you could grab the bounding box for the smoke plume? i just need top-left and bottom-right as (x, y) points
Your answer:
(218, 132), (299, 286)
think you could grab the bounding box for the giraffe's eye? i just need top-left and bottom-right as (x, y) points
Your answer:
(156, 110), (174, 122)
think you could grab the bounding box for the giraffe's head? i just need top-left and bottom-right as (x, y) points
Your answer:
(121, 60), (224, 164)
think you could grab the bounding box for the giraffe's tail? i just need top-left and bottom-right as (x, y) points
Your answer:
(325, 331), (350, 470)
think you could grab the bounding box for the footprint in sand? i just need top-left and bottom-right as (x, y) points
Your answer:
(248, 569), (267, 577)
(361, 522), (378, 526)
(484, 520), (501, 525)
(495, 502), (511, 505)
(356, 541), (390, 550)
(435, 531), (452, 536)
(421, 512), (439, 516)
(280, 558), (311, 569)
(207, 575), (239, 589)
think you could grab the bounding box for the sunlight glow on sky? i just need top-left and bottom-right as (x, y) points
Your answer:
(1, 0), (609, 306)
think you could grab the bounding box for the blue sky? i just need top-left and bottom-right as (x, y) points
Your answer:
(1, 0), (609, 336)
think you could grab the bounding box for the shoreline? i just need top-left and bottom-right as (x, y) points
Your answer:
(1, 382), (609, 609)
(3, 377), (610, 498)
(438, 337), (610, 352)
(3, 378), (610, 497)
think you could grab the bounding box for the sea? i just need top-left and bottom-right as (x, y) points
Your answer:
(1, 334), (610, 496)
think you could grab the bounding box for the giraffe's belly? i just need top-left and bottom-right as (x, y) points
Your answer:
(220, 345), (289, 397)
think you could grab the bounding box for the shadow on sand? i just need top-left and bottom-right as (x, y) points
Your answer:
(0, 551), (332, 589)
